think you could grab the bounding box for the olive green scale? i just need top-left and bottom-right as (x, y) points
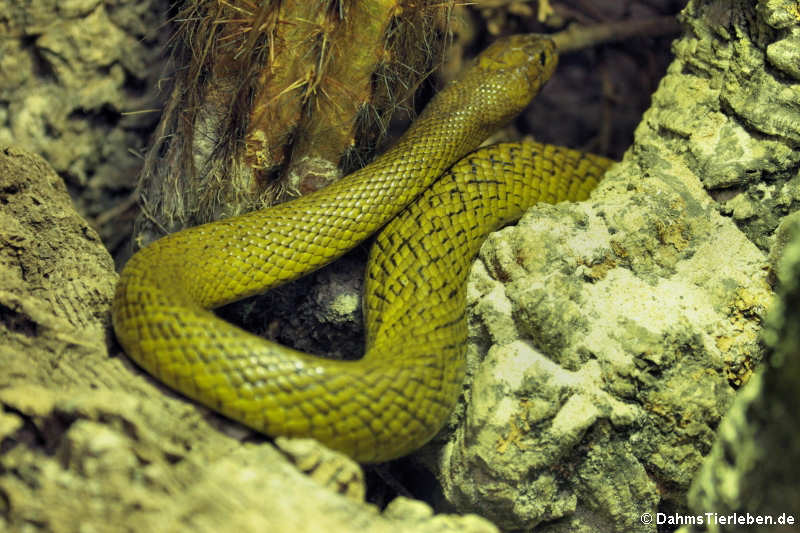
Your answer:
(112, 35), (613, 462)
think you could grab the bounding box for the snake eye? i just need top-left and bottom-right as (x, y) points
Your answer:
(538, 52), (548, 67)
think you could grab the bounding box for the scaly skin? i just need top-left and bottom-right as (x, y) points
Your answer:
(112, 35), (614, 462)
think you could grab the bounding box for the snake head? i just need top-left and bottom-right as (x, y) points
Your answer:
(451, 34), (558, 135)
(477, 34), (557, 99)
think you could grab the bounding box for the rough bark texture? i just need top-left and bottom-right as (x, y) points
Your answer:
(676, 217), (800, 531)
(0, 0), (171, 261)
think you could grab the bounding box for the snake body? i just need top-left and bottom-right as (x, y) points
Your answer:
(112, 35), (613, 462)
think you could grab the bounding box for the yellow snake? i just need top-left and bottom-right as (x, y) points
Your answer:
(112, 34), (613, 462)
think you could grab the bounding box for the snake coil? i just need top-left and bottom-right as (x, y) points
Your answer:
(112, 35), (613, 462)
